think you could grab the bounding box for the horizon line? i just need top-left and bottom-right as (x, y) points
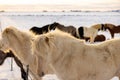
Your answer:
(0, 4), (120, 12)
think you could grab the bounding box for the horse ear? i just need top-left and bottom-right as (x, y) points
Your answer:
(3, 28), (11, 34)
(45, 35), (55, 48)
(45, 37), (50, 46)
(2, 27), (16, 36)
(45, 37), (49, 43)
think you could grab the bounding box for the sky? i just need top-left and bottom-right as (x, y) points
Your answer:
(0, 0), (120, 11)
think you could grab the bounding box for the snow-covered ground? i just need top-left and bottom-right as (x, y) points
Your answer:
(0, 11), (120, 80)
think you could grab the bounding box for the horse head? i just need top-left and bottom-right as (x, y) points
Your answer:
(104, 23), (116, 29)
(49, 22), (59, 30)
(99, 24), (107, 31)
(1, 27), (23, 49)
(30, 26), (43, 35)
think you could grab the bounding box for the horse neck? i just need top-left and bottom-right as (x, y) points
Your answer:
(105, 24), (115, 29)
(105, 26), (111, 30)
(0, 52), (7, 65)
(9, 34), (35, 65)
(49, 35), (83, 65)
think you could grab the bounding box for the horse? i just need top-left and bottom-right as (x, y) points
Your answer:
(102, 23), (120, 38)
(30, 22), (77, 38)
(0, 26), (47, 80)
(117, 25), (120, 27)
(32, 29), (120, 80)
(84, 34), (106, 42)
(0, 50), (27, 80)
(77, 24), (106, 43)
(29, 24), (52, 35)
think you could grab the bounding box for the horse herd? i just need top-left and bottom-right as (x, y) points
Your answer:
(0, 22), (120, 80)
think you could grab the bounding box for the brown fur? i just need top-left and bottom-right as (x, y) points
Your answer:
(32, 29), (120, 80)
(103, 23), (120, 38)
(55, 23), (77, 38)
(117, 25), (120, 27)
(85, 34), (106, 42)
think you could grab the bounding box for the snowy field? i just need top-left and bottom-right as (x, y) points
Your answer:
(0, 11), (120, 80)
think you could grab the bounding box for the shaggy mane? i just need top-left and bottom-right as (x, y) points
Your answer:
(2, 26), (34, 50)
(105, 23), (116, 29)
(0, 26), (45, 80)
(32, 26), (120, 80)
(44, 29), (85, 42)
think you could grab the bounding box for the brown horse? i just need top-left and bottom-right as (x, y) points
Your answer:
(30, 22), (78, 38)
(103, 23), (120, 38)
(51, 22), (77, 37)
(0, 50), (27, 80)
(84, 34), (106, 42)
(117, 25), (120, 27)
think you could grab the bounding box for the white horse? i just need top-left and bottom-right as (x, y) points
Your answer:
(77, 24), (105, 43)
(32, 29), (120, 80)
(0, 26), (51, 80)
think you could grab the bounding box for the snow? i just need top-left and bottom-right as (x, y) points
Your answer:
(0, 11), (120, 80)
(0, 58), (22, 80)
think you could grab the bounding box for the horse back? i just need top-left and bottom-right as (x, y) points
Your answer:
(113, 27), (120, 33)
(30, 26), (43, 34)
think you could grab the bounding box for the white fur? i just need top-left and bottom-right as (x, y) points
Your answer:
(0, 26), (53, 80)
(77, 24), (103, 43)
(32, 29), (120, 80)
(83, 27), (98, 43)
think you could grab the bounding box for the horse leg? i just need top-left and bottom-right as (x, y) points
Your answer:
(13, 55), (27, 80)
(90, 34), (96, 43)
(112, 33), (114, 38)
(6, 50), (27, 80)
(90, 36), (93, 43)
(109, 31), (114, 38)
(21, 68), (27, 80)
(90, 31), (98, 43)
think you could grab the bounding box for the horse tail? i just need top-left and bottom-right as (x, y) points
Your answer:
(78, 27), (84, 39)
(101, 24), (106, 31)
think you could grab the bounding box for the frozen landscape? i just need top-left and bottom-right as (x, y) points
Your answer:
(0, 11), (120, 80)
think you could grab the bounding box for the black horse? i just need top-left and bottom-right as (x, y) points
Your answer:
(30, 23), (56, 35)
(0, 50), (27, 80)
(30, 22), (77, 37)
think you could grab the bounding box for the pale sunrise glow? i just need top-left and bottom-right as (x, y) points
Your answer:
(0, 0), (119, 5)
(0, 0), (119, 11)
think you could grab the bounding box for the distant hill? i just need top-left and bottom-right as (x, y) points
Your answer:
(111, 10), (120, 12)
